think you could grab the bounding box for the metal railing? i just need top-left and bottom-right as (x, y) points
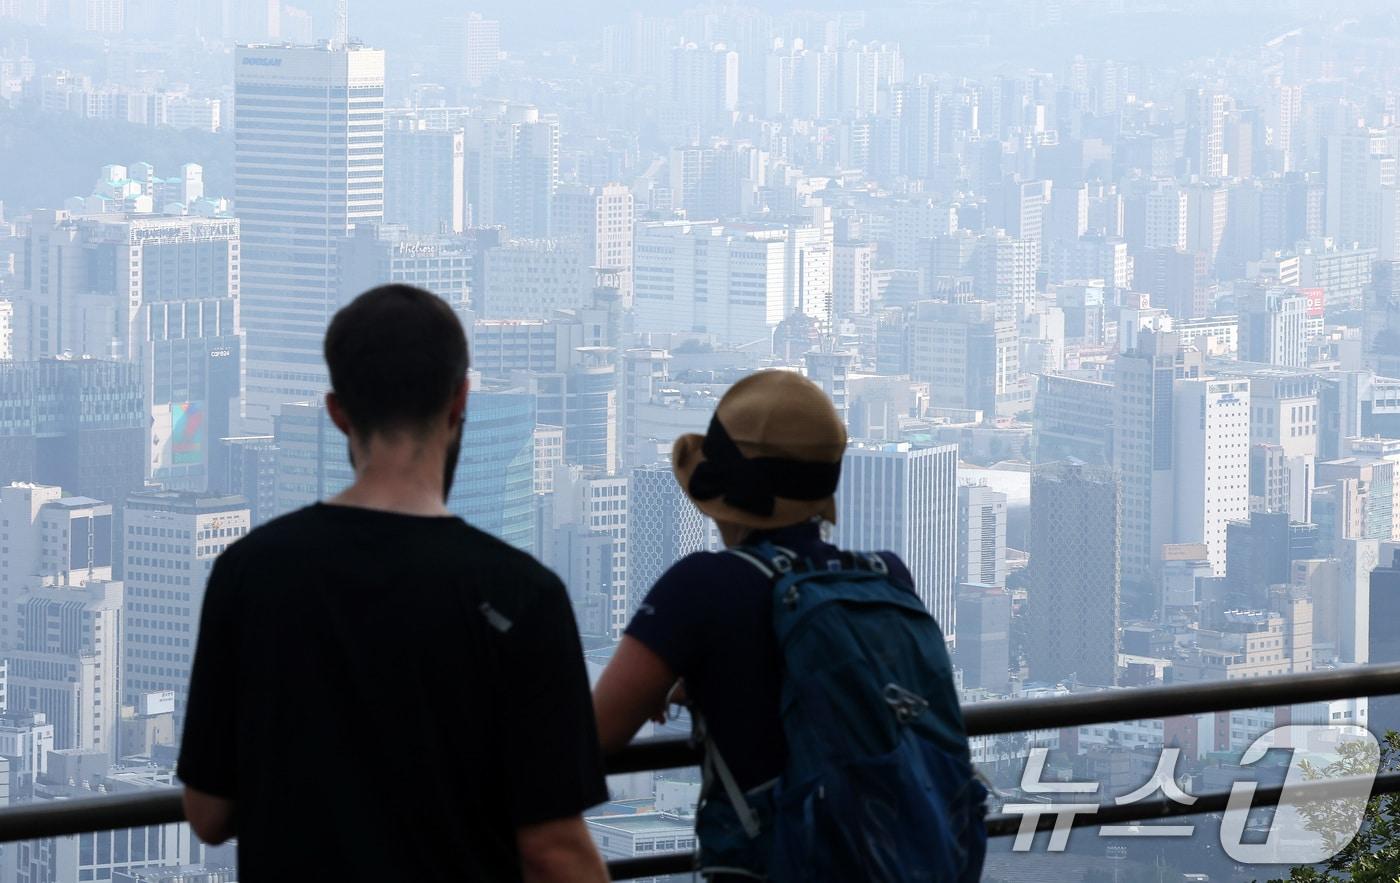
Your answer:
(0, 663), (1395, 879)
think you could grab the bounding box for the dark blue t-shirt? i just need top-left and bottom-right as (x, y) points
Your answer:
(624, 521), (914, 791)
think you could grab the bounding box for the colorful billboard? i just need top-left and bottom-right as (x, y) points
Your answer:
(172, 401), (206, 467)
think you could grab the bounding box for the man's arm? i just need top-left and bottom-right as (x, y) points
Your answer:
(593, 636), (677, 755)
(183, 785), (235, 845)
(517, 815), (609, 883)
(177, 553), (240, 844)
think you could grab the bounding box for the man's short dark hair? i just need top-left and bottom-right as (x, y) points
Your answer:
(324, 285), (470, 437)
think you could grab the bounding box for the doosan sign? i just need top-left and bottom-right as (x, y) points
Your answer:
(242, 57), (283, 66)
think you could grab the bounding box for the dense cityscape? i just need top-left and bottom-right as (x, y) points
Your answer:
(2, 0), (1400, 880)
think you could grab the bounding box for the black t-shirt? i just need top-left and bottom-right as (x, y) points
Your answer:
(177, 503), (608, 881)
(624, 521), (913, 792)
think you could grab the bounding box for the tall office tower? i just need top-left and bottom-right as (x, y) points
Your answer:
(805, 350), (856, 425)
(337, 225), (471, 314)
(668, 144), (746, 219)
(1238, 286), (1308, 368)
(1368, 550), (1400, 737)
(121, 491), (250, 724)
(1246, 371), (1318, 522)
(833, 242), (875, 317)
(1026, 462), (1121, 687)
(1185, 181), (1228, 270)
(975, 230), (1039, 321)
(1223, 511), (1317, 611)
(1192, 89), (1229, 178)
(1114, 331), (1204, 614)
(271, 401), (353, 516)
(667, 43), (739, 133)
(552, 183), (635, 305)
(0, 359), (145, 508)
(633, 222), (789, 346)
(0, 298), (12, 360)
(451, 390), (537, 553)
(234, 43), (386, 432)
(87, 216), (241, 491)
(515, 351), (618, 474)
(1145, 184), (1189, 251)
(385, 116), (465, 235)
(908, 300), (1023, 418)
(212, 436), (278, 526)
(478, 239), (592, 320)
(1033, 374), (1114, 466)
(1173, 378), (1252, 576)
(8, 579), (123, 757)
(788, 219), (834, 328)
(1048, 183), (1089, 245)
(549, 469), (629, 639)
(997, 178), (1051, 247)
(455, 12), (502, 87)
(461, 105), (559, 238)
(957, 483), (1007, 589)
(893, 77), (938, 179)
(1325, 130), (1395, 250)
(955, 586), (1011, 693)
(626, 465), (710, 616)
(618, 348), (670, 471)
(836, 443), (958, 637)
(1266, 83), (1302, 173)
(1139, 246), (1212, 320)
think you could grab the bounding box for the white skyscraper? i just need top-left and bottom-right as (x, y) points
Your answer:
(1146, 184), (1189, 251)
(1173, 378), (1252, 575)
(836, 443), (959, 638)
(122, 491), (250, 724)
(234, 44), (386, 432)
(957, 483), (1007, 589)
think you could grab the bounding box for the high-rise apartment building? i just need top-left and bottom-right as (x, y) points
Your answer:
(836, 443), (958, 637)
(234, 43), (386, 431)
(1026, 462), (1121, 687)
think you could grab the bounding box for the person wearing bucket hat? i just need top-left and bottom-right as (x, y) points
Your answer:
(592, 370), (921, 878)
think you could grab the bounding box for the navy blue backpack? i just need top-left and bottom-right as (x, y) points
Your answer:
(693, 541), (987, 881)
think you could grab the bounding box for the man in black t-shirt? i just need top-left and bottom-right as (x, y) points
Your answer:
(178, 285), (609, 882)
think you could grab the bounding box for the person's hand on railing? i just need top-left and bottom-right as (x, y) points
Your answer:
(652, 679), (689, 724)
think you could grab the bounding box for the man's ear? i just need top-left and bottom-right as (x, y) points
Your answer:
(326, 392), (354, 436)
(448, 379), (469, 426)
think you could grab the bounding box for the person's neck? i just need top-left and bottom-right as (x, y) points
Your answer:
(327, 435), (451, 518)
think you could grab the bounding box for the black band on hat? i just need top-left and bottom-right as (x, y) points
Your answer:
(687, 415), (842, 517)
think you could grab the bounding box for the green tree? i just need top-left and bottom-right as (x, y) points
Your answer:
(1262, 731), (1400, 883)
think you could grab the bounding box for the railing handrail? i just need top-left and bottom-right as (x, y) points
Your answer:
(0, 663), (1393, 877)
(607, 661), (1400, 774)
